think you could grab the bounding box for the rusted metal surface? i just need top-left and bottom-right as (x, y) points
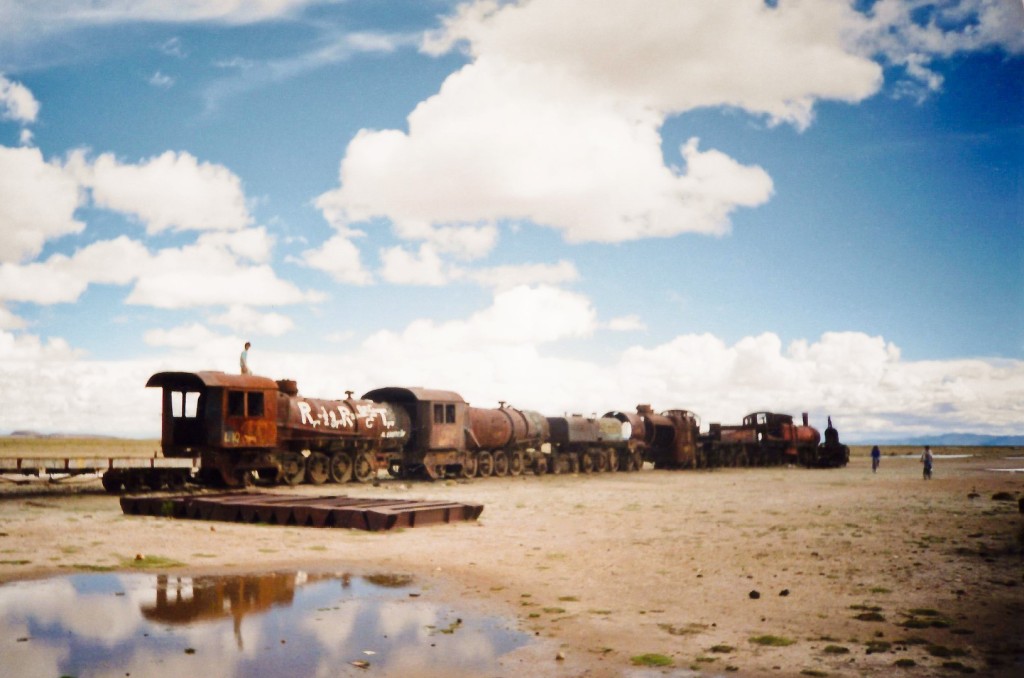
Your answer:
(465, 407), (513, 449)
(362, 387), (467, 452)
(277, 393), (410, 449)
(146, 371), (280, 390)
(547, 415), (624, 445)
(120, 492), (484, 531)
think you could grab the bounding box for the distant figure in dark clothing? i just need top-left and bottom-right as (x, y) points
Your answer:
(871, 445), (881, 473)
(921, 445), (933, 480)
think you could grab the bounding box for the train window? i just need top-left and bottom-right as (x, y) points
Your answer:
(433, 404), (444, 424)
(445, 404), (456, 423)
(248, 392), (264, 417)
(184, 392), (199, 418)
(170, 391), (200, 419)
(228, 391), (245, 417)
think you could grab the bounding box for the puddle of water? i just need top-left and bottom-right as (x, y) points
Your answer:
(0, 570), (529, 678)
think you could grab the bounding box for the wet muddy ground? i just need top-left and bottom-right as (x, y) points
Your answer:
(1, 451), (1022, 677)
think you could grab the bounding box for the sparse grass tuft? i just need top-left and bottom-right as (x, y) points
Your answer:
(123, 555), (185, 569)
(750, 635), (795, 647)
(630, 653), (673, 667)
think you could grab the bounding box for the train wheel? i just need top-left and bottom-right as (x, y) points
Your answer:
(607, 450), (619, 472)
(533, 457), (548, 476)
(477, 451), (494, 477)
(631, 450), (643, 471)
(305, 453), (330, 485)
(493, 450), (509, 477)
(550, 457), (563, 475)
(101, 471), (122, 494)
(279, 452), (306, 486)
(329, 452), (354, 483)
(508, 450), (524, 476)
(353, 452), (375, 483)
(387, 461), (404, 478)
(460, 454), (478, 479)
(580, 452), (594, 473)
(595, 451), (608, 473)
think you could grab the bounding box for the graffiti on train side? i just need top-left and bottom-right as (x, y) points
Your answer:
(296, 400), (397, 432)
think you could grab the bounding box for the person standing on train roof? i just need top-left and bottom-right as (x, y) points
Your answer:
(871, 445), (881, 473)
(240, 341), (252, 375)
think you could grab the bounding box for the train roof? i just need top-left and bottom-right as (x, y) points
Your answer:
(146, 371), (280, 390)
(362, 386), (465, 404)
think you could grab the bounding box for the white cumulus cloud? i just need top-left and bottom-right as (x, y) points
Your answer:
(0, 73), (39, 124)
(2, 290), (1022, 437)
(68, 149), (252, 234)
(210, 305), (294, 337)
(0, 145), (84, 264)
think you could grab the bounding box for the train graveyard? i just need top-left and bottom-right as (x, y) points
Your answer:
(1, 445), (1022, 677)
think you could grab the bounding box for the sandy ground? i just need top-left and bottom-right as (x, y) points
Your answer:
(1, 452), (1022, 677)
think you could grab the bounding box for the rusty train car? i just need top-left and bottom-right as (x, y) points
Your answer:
(103, 370), (846, 491)
(607, 406), (846, 470)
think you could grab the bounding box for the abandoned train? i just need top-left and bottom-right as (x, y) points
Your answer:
(99, 370), (848, 492)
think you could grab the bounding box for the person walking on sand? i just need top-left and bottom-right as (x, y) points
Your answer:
(921, 445), (933, 480)
(240, 341), (252, 375)
(871, 445), (881, 473)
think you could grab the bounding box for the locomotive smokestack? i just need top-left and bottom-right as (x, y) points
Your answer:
(802, 412), (809, 427)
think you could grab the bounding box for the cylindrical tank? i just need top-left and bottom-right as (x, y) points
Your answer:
(466, 404), (549, 450)
(604, 411), (645, 443)
(466, 407), (513, 449)
(718, 426), (758, 445)
(791, 423), (821, 447)
(504, 406), (548, 446)
(277, 391), (410, 449)
(547, 415), (624, 446)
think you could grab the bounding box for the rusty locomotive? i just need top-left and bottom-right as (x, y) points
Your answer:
(100, 370), (847, 491)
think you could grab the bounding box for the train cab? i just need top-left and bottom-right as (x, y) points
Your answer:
(361, 386), (468, 477)
(146, 371), (279, 457)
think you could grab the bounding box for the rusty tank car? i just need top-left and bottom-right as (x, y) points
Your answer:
(542, 414), (641, 474)
(143, 372), (409, 487)
(362, 388), (569, 479)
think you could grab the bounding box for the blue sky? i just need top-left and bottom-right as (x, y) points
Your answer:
(0, 0), (1021, 439)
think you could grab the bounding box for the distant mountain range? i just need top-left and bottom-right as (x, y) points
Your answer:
(847, 433), (1024, 446)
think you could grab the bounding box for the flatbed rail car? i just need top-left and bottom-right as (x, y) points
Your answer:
(0, 456), (199, 491)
